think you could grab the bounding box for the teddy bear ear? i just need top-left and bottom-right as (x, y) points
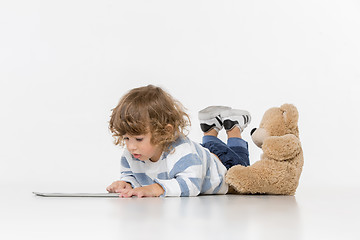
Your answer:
(280, 104), (299, 128)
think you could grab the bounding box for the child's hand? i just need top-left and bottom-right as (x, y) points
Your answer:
(118, 183), (165, 198)
(106, 181), (132, 193)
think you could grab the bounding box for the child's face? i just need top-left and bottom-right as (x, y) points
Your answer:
(123, 132), (162, 162)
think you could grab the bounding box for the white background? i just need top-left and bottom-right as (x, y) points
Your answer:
(1, 0), (360, 193)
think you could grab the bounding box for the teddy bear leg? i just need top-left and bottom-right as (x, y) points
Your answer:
(225, 165), (255, 194)
(226, 163), (299, 195)
(225, 163), (276, 194)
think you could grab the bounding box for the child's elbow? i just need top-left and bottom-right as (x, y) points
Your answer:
(187, 188), (201, 197)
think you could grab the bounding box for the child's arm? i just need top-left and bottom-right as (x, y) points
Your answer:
(119, 155), (141, 188)
(118, 183), (165, 198)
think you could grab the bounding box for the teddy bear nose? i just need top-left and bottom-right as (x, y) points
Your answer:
(250, 128), (257, 136)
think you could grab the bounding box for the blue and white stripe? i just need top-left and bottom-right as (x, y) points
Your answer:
(120, 136), (228, 197)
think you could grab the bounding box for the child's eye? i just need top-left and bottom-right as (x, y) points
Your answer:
(123, 137), (129, 141)
(136, 138), (143, 142)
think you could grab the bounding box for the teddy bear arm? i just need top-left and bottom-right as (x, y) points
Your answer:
(262, 134), (301, 161)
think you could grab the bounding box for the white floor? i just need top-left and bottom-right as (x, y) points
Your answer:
(1, 184), (359, 240)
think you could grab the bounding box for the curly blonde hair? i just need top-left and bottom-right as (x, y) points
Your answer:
(109, 85), (191, 152)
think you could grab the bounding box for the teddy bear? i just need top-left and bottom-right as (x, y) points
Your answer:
(225, 104), (303, 195)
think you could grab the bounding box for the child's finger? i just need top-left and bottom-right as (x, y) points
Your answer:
(119, 190), (132, 198)
(130, 189), (143, 198)
(118, 188), (129, 197)
(136, 192), (145, 198)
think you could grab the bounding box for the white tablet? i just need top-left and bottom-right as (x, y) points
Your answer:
(33, 192), (120, 197)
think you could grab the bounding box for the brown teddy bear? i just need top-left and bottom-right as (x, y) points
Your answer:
(225, 104), (304, 195)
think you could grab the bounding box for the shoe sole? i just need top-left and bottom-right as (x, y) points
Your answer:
(221, 109), (250, 118)
(198, 106), (231, 120)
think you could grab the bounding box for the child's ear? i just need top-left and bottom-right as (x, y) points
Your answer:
(165, 124), (174, 132)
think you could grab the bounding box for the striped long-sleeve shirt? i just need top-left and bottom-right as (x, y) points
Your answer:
(119, 136), (228, 197)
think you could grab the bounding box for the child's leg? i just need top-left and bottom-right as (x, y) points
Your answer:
(226, 127), (250, 167)
(198, 106), (250, 169)
(201, 129), (246, 170)
(222, 108), (251, 167)
(202, 128), (225, 145)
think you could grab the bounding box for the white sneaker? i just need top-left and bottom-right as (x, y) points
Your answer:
(221, 109), (251, 132)
(198, 106), (231, 132)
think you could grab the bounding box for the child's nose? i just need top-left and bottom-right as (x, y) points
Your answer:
(127, 142), (137, 151)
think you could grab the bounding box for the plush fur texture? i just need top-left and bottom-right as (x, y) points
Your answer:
(225, 104), (304, 195)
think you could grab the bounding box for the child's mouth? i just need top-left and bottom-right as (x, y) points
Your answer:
(133, 154), (141, 159)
